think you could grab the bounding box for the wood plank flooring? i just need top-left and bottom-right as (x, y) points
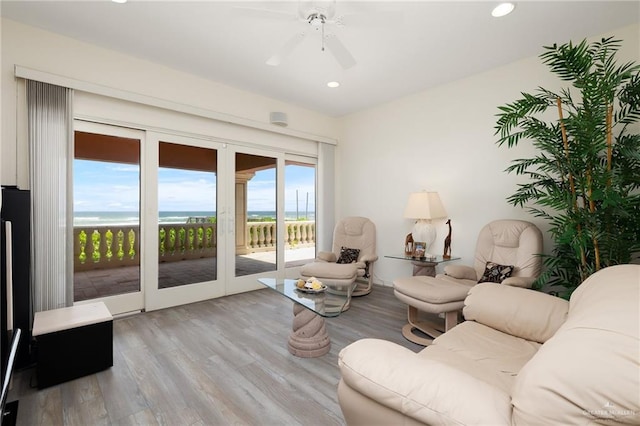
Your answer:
(9, 285), (424, 426)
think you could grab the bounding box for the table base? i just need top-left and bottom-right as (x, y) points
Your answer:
(288, 303), (331, 358)
(411, 261), (436, 276)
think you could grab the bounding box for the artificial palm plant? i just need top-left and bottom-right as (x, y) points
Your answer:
(495, 37), (640, 297)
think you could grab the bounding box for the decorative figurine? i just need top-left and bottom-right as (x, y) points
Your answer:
(404, 232), (414, 256)
(443, 219), (452, 259)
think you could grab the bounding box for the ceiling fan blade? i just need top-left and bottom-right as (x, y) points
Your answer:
(266, 33), (305, 66)
(324, 35), (356, 69)
(233, 6), (297, 22)
(338, 10), (404, 28)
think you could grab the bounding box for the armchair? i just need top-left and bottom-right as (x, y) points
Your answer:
(394, 219), (543, 345)
(436, 219), (543, 288)
(300, 217), (378, 300)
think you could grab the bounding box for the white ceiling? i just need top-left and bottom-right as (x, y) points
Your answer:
(1, 1), (639, 117)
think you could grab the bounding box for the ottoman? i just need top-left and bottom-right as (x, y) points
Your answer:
(32, 302), (113, 388)
(393, 275), (473, 345)
(300, 262), (358, 309)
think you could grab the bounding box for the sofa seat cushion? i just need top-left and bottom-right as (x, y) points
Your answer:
(339, 338), (513, 425)
(424, 321), (541, 393)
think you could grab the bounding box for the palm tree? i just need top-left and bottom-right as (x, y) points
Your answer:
(495, 37), (640, 297)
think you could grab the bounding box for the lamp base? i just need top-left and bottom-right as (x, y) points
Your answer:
(412, 220), (436, 255)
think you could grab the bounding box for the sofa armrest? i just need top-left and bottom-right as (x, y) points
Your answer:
(502, 276), (535, 288)
(463, 283), (569, 343)
(338, 338), (512, 426)
(443, 264), (477, 281)
(359, 254), (378, 263)
(316, 251), (336, 262)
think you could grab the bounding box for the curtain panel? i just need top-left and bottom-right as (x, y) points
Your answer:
(317, 142), (335, 252)
(26, 80), (73, 312)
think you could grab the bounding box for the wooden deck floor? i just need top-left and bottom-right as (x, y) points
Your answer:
(9, 284), (425, 426)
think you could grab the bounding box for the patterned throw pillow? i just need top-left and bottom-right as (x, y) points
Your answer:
(478, 261), (514, 283)
(337, 247), (360, 264)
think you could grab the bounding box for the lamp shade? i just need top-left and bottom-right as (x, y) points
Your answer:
(403, 191), (447, 220)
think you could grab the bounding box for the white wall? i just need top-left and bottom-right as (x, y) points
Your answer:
(0, 18), (339, 187)
(339, 24), (640, 286)
(2, 17), (638, 287)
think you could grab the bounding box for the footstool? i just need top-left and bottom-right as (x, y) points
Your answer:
(300, 262), (358, 310)
(32, 302), (113, 388)
(393, 275), (473, 345)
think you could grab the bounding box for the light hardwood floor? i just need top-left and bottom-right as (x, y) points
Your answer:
(9, 284), (424, 426)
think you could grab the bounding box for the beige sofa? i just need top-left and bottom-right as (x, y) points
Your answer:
(338, 264), (640, 425)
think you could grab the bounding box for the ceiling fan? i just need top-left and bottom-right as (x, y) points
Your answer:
(238, 0), (357, 70)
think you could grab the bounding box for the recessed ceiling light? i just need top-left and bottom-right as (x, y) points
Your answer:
(492, 3), (515, 17)
(112, 0), (127, 4)
(327, 81), (340, 88)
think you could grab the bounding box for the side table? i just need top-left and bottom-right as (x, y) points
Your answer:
(385, 254), (460, 277)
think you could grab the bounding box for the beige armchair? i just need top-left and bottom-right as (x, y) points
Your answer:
(300, 216), (378, 298)
(394, 219), (543, 345)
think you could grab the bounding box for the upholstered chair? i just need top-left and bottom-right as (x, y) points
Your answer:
(394, 219), (543, 345)
(300, 216), (378, 300)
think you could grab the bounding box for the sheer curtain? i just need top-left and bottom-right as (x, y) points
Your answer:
(317, 142), (335, 252)
(26, 80), (73, 312)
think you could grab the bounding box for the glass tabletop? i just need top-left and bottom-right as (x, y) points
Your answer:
(258, 278), (350, 318)
(385, 254), (461, 264)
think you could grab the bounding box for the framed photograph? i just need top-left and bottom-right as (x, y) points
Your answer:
(413, 242), (426, 259)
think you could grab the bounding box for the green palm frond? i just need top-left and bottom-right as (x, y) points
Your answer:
(495, 36), (640, 295)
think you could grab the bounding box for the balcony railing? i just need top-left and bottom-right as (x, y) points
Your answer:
(74, 221), (315, 271)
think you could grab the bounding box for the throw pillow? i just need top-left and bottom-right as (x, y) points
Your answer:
(337, 247), (360, 264)
(478, 261), (514, 283)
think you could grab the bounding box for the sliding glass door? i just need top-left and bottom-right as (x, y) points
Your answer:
(225, 148), (281, 294)
(72, 121), (144, 314)
(234, 152), (277, 278)
(145, 133), (226, 311)
(157, 141), (217, 288)
(73, 123), (317, 314)
(225, 149), (318, 294)
(284, 157), (316, 267)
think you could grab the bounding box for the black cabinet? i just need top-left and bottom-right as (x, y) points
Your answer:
(1, 187), (32, 369)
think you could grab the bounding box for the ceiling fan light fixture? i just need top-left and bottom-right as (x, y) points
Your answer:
(308, 13), (326, 26)
(327, 81), (340, 88)
(299, 0), (336, 20)
(492, 2), (515, 17)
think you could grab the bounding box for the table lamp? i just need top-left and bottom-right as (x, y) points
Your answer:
(403, 191), (447, 256)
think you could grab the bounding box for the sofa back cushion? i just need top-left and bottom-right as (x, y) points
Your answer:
(463, 282), (568, 343)
(511, 265), (640, 425)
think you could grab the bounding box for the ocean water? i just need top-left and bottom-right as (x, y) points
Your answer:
(74, 211), (314, 226)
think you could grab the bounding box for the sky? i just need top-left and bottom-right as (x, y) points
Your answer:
(73, 159), (315, 213)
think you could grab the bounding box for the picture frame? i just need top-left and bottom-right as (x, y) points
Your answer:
(412, 242), (426, 259)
